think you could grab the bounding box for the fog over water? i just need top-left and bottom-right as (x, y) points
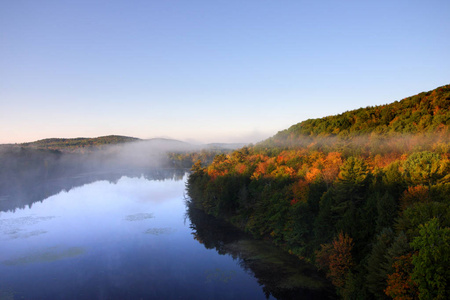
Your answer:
(0, 138), (243, 212)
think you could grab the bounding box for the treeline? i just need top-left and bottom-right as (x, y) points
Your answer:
(167, 149), (235, 168)
(186, 85), (450, 299)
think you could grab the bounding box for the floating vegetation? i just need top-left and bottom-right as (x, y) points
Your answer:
(8, 230), (47, 240)
(144, 227), (174, 235)
(0, 216), (56, 229)
(0, 216), (56, 239)
(204, 268), (236, 283)
(124, 213), (154, 221)
(2, 246), (85, 266)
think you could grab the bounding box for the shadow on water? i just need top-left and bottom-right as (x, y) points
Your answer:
(186, 205), (337, 300)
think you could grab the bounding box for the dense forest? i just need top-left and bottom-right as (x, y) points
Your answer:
(187, 85), (450, 299)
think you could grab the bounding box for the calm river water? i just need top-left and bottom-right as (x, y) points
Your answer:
(0, 170), (334, 299)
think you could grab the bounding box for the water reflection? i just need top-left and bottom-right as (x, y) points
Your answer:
(186, 205), (336, 300)
(0, 166), (185, 213)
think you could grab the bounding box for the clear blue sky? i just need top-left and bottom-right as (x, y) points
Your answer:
(1, 0), (449, 144)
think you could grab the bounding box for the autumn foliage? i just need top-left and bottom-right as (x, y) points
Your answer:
(316, 232), (354, 289)
(385, 254), (418, 300)
(400, 185), (430, 210)
(187, 84), (450, 299)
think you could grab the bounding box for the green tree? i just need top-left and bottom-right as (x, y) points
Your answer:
(376, 192), (398, 232)
(385, 231), (411, 276)
(403, 151), (449, 186)
(382, 161), (406, 199)
(333, 157), (370, 212)
(332, 157), (370, 251)
(314, 189), (335, 245)
(411, 218), (450, 300)
(396, 202), (450, 240)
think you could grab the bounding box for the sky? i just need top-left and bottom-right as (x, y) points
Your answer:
(1, 0), (449, 144)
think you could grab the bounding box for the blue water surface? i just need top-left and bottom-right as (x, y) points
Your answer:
(0, 173), (270, 300)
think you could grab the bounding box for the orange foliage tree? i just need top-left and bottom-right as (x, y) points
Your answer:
(316, 232), (354, 289)
(385, 253), (418, 300)
(400, 185), (430, 210)
(291, 179), (309, 204)
(329, 232), (354, 288)
(322, 152), (343, 185)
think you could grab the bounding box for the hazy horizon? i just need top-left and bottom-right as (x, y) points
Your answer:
(1, 1), (449, 144)
(1, 133), (265, 145)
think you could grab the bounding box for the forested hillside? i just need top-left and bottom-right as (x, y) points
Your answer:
(187, 85), (450, 299)
(276, 85), (449, 138)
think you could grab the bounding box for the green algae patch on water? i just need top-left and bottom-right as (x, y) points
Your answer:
(124, 213), (154, 221)
(144, 227), (174, 235)
(2, 246), (85, 266)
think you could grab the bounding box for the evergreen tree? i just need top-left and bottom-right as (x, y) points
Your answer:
(366, 228), (395, 299)
(376, 192), (397, 232)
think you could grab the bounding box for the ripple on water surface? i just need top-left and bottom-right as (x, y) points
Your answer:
(144, 227), (175, 235)
(123, 213), (154, 221)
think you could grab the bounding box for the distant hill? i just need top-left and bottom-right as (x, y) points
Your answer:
(272, 84), (449, 142)
(21, 135), (140, 152)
